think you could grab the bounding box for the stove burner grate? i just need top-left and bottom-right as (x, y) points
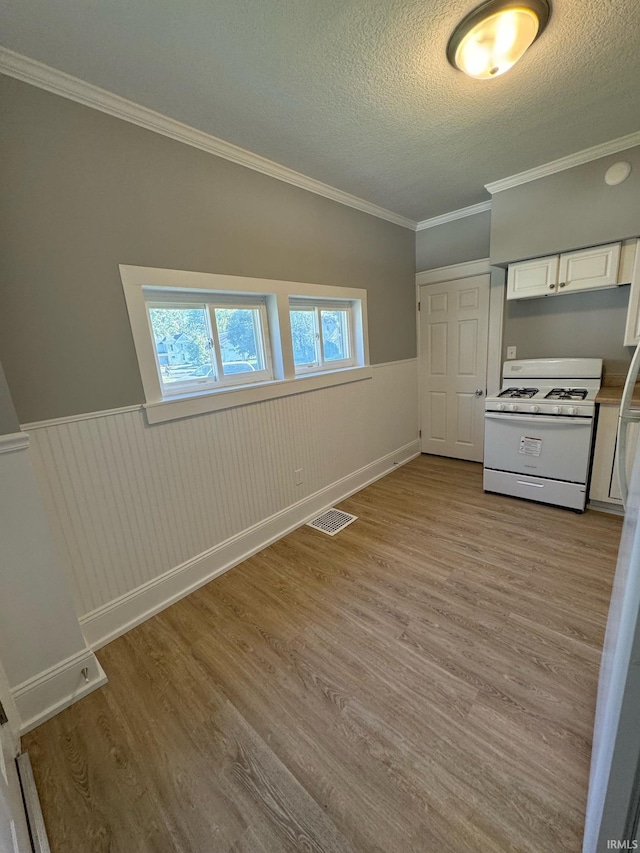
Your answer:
(498, 387), (539, 399)
(544, 388), (588, 401)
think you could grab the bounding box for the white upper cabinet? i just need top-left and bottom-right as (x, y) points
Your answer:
(507, 241), (623, 301)
(557, 242), (621, 294)
(506, 255), (559, 299)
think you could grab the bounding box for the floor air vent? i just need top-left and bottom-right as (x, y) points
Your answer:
(307, 508), (358, 536)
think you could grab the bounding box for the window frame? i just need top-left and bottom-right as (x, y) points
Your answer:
(145, 289), (273, 392)
(120, 265), (371, 424)
(289, 298), (356, 375)
(212, 300), (273, 387)
(147, 300), (217, 396)
(147, 297), (274, 397)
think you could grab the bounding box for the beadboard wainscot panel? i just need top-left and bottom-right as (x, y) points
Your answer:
(26, 360), (419, 648)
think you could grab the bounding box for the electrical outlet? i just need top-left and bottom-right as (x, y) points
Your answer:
(507, 346), (517, 360)
(295, 468), (303, 485)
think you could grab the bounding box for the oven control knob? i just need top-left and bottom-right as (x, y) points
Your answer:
(509, 403), (519, 412)
(530, 405), (539, 413)
(497, 403), (506, 411)
(553, 405), (562, 414)
(567, 406), (577, 415)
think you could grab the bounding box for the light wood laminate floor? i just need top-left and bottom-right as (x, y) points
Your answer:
(24, 456), (623, 852)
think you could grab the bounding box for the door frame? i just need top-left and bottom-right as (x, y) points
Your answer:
(0, 656), (33, 852)
(415, 258), (505, 458)
(0, 658), (20, 767)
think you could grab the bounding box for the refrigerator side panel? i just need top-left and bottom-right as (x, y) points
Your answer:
(584, 443), (640, 852)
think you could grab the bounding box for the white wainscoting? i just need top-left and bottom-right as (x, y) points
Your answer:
(27, 360), (419, 649)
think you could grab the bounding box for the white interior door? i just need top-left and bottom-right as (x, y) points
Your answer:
(0, 662), (31, 853)
(419, 275), (490, 462)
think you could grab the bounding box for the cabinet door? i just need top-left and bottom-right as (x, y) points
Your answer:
(506, 255), (558, 300)
(558, 242), (621, 294)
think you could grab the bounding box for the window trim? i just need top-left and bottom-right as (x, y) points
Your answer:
(119, 265), (371, 424)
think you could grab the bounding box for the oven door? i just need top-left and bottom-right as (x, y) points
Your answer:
(484, 412), (594, 483)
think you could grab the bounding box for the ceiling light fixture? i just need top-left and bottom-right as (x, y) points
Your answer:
(447, 0), (550, 80)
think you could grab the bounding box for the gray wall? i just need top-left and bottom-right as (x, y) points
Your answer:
(493, 147), (640, 376)
(503, 285), (632, 376)
(415, 211), (491, 272)
(0, 363), (20, 436)
(0, 76), (416, 424)
(411, 150), (637, 380)
(491, 147), (640, 265)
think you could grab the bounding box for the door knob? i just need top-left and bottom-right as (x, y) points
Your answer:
(475, 389), (484, 397)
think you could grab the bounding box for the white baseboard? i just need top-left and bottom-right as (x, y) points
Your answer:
(12, 649), (107, 735)
(80, 440), (420, 650)
(588, 499), (625, 516)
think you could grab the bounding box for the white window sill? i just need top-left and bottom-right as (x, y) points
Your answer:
(143, 365), (373, 424)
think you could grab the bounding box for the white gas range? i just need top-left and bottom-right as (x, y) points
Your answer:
(483, 358), (603, 511)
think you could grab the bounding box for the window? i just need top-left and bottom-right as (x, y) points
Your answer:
(119, 265), (371, 423)
(290, 300), (355, 373)
(147, 297), (272, 397)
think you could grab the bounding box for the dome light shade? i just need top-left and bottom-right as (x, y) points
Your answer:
(447, 0), (550, 80)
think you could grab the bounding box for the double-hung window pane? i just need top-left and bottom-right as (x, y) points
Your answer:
(148, 305), (215, 390)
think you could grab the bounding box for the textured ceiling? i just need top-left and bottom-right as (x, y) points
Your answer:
(1, 0), (640, 221)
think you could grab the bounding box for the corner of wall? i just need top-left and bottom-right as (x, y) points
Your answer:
(0, 432), (107, 734)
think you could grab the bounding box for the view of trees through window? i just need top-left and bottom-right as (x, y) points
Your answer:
(290, 309), (317, 366)
(214, 308), (261, 374)
(149, 307), (212, 384)
(322, 310), (348, 362)
(290, 308), (349, 368)
(147, 297), (353, 391)
(149, 305), (263, 385)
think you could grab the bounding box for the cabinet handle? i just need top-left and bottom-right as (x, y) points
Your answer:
(548, 283), (555, 290)
(559, 281), (566, 288)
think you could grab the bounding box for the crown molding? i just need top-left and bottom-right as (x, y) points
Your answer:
(485, 131), (640, 195)
(0, 48), (416, 231)
(415, 200), (491, 231)
(415, 258), (491, 286)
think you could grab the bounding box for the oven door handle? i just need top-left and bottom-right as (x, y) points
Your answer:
(484, 413), (590, 425)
